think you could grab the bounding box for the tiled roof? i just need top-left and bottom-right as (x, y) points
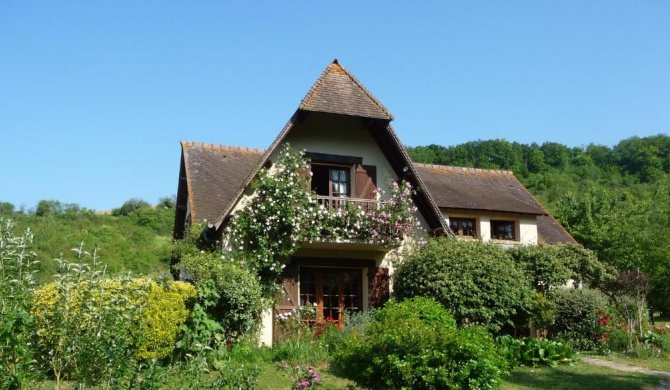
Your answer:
(414, 163), (548, 215)
(181, 141), (264, 223)
(537, 214), (577, 244)
(299, 60), (394, 121)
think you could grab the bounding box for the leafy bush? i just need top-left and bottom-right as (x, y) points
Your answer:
(547, 287), (609, 351)
(33, 275), (195, 363)
(497, 335), (577, 367)
(394, 238), (535, 333)
(180, 250), (263, 342)
(332, 297), (507, 389)
(31, 248), (195, 387)
(510, 243), (612, 292)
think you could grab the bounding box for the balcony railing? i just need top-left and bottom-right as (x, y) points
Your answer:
(316, 196), (383, 212)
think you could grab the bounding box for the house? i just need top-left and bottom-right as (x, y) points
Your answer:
(173, 60), (575, 345)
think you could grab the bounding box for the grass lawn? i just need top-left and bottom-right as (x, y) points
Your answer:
(255, 360), (666, 390)
(502, 363), (664, 390)
(32, 362), (666, 389)
(654, 315), (670, 327)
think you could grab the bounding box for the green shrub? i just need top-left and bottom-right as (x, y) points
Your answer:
(0, 219), (39, 389)
(332, 297), (507, 389)
(605, 328), (630, 353)
(547, 287), (609, 351)
(497, 335), (577, 368)
(33, 277), (195, 363)
(180, 249), (263, 343)
(394, 238), (535, 333)
(32, 249), (195, 388)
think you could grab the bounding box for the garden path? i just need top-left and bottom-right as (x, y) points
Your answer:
(581, 357), (670, 390)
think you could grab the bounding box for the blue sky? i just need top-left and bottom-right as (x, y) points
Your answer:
(1, 1), (669, 211)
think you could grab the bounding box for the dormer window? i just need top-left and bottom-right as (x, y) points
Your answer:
(491, 220), (516, 241)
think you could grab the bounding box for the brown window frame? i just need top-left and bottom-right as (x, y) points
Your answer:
(311, 163), (352, 198)
(491, 220), (516, 241)
(449, 217), (477, 238)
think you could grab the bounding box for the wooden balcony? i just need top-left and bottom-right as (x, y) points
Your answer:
(315, 195), (382, 212)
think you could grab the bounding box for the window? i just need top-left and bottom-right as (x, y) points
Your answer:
(300, 268), (362, 324)
(311, 164), (350, 198)
(491, 220), (516, 240)
(330, 168), (349, 197)
(449, 218), (476, 238)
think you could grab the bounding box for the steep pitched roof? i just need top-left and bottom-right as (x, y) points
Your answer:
(180, 142), (264, 223)
(414, 163), (548, 215)
(299, 59), (394, 120)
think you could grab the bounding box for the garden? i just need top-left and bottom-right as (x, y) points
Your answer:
(2, 146), (670, 389)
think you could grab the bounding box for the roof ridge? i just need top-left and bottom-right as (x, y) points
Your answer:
(298, 59), (394, 120)
(413, 162), (514, 175)
(181, 141), (266, 154)
(335, 61), (394, 120)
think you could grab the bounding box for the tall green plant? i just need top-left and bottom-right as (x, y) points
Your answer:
(0, 218), (39, 389)
(32, 245), (146, 389)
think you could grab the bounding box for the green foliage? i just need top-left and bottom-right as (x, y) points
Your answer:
(497, 336), (577, 368)
(0, 218), (39, 389)
(178, 242), (263, 343)
(6, 198), (175, 282)
(394, 237), (535, 333)
(510, 244), (613, 292)
(0, 202), (15, 216)
(112, 198), (152, 216)
(35, 200), (87, 218)
(177, 280), (225, 353)
(333, 297), (507, 390)
(547, 288), (609, 351)
(31, 246), (194, 387)
(31, 247), (143, 387)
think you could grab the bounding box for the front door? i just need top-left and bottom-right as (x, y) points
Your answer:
(300, 268), (362, 325)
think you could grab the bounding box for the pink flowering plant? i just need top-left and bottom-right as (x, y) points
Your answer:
(224, 144), (422, 297)
(289, 364), (321, 389)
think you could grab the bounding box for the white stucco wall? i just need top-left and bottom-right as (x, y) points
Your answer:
(277, 114), (398, 197)
(442, 210), (538, 245)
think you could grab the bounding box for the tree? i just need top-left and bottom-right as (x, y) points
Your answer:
(112, 198), (151, 216)
(0, 202), (14, 216)
(556, 186), (670, 333)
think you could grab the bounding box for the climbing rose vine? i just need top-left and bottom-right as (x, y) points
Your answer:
(224, 144), (421, 296)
